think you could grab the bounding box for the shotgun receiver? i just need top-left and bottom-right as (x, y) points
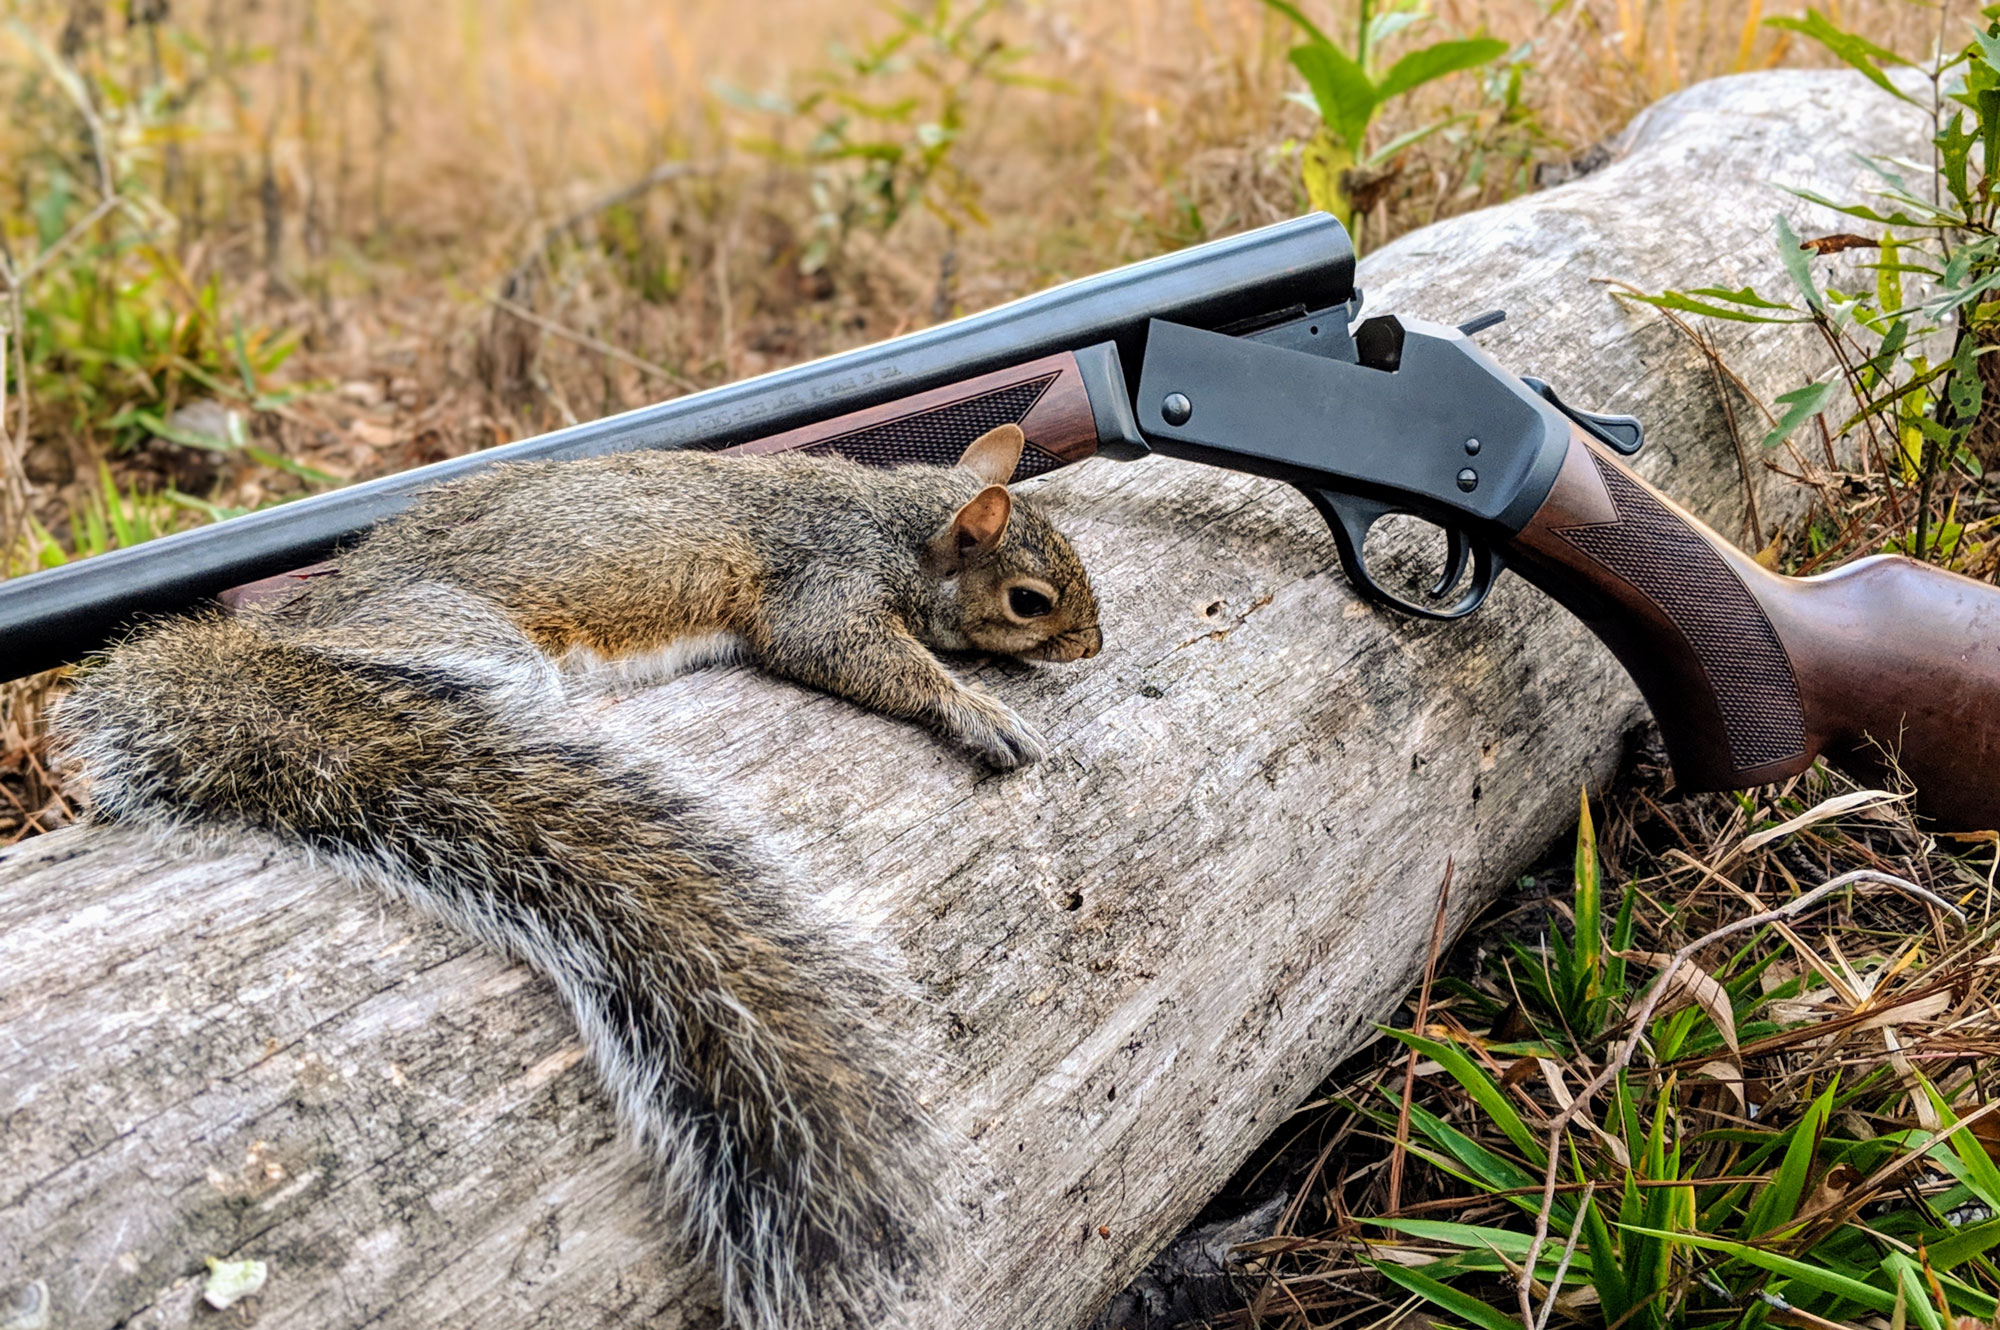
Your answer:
(6, 212), (2000, 829)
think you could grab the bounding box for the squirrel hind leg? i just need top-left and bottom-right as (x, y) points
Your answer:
(301, 582), (563, 707)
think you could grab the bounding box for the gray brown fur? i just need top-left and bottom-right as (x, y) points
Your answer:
(50, 428), (1101, 1329)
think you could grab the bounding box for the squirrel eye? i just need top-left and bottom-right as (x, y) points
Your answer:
(1008, 586), (1055, 619)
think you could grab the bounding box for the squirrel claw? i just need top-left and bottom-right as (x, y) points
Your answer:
(944, 693), (1047, 769)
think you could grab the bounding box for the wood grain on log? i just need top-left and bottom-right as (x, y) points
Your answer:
(0, 71), (1927, 1330)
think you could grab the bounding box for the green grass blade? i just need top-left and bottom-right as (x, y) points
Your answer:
(1883, 1253), (1945, 1330)
(1385, 1088), (1551, 1200)
(1383, 1027), (1545, 1166)
(1925, 1216), (2000, 1271)
(1365, 1217), (1587, 1276)
(1618, 1226), (1896, 1312)
(1580, 1186), (1633, 1330)
(1369, 1258), (1523, 1330)
(1745, 1080), (1835, 1239)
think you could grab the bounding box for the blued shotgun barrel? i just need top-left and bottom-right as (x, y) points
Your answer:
(0, 214), (1355, 680)
(1504, 430), (2000, 831)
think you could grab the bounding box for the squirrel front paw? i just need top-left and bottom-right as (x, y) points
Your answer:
(941, 690), (1047, 769)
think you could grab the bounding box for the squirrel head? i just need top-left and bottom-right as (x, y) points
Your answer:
(921, 425), (1102, 663)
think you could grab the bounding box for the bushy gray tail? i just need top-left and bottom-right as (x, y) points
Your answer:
(55, 613), (941, 1328)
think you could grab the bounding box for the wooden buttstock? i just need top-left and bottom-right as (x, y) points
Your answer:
(721, 350), (1104, 480)
(1505, 430), (2000, 831)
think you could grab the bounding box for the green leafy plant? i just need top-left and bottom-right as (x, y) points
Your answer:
(9, 463), (188, 575)
(1635, 7), (2000, 570)
(1, 12), (316, 574)
(721, 0), (1044, 275)
(1262, 0), (1507, 235)
(24, 252), (299, 454)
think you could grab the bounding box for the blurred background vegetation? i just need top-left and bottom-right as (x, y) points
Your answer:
(11, 4), (2000, 1330)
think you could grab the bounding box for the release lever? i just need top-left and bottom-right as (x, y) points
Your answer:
(1519, 376), (1645, 456)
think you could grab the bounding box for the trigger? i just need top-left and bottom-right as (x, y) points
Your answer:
(1431, 527), (1469, 599)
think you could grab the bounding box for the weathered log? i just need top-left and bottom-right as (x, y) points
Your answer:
(0, 71), (1925, 1330)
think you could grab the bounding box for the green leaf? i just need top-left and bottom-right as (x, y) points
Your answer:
(1786, 186), (1948, 229)
(1683, 284), (1799, 311)
(1258, 0), (1338, 49)
(1939, 111), (1975, 211)
(1289, 43), (1377, 152)
(1777, 214), (1826, 314)
(1763, 10), (1918, 103)
(1368, 8), (1430, 51)
(1974, 21), (2000, 75)
(1619, 1225), (1897, 1311)
(1628, 290), (1808, 324)
(1363, 113), (1465, 167)
(1571, 788), (1602, 1010)
(1951, 336), (1986, 426)
(1761, 380), (1840, 449)
(1370, 1258), (1524, 1330)
(1374, 36), (1509, 101)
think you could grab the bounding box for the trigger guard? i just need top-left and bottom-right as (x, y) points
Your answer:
(1299, 487), (1504, 621)
(1299, 489), (1395, 595)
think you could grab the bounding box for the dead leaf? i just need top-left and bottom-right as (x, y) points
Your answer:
(1490, 1002), (1539, 1043)
(1621, 950), (1740, 1053)
(1343, 160), (1405, 216)
(1540, 1058), (1631, 1167)
(1693, 1058), (1749, 1114)
(1799, 233), (1880, 255)
(1736, 789), (1904, 856)
(1853, 988), (1953, 1032)
(1800, 1161), (1863, 1217)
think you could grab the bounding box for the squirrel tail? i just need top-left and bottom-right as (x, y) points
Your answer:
(55, 611), (943, 1328)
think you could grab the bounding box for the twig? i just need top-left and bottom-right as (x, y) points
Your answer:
(0, 233), (30, 562)
(1695, 325), (1765, 548)
(15, 194), (121, 288)
(1531, 1181), (1595, 1330)
(1388, 859), (1454, 1215)
(1602, 281), (1777, 545)
(18, 26), (115, 201)
(482, 293), (699, 393)
(499, 161), (718, 296)
(1515, 868), (1964, 1327)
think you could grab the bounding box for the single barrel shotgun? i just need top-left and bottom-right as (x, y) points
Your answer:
(5, 213), (1998, 828)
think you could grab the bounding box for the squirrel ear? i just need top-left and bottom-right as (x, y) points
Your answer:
(927, 485), (1012, 573)
(956, 424), (1025, 487)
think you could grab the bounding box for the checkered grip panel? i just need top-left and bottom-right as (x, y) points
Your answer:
(801, 373), (1063, 479)
(1558, 452), (1806, 771)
